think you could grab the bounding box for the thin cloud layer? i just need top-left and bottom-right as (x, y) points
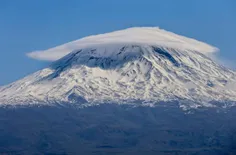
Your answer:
(27, 48), (72, 61)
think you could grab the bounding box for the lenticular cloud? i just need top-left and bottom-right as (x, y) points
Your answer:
(26, 27), (218, 61)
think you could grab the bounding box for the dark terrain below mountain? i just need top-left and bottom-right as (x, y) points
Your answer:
(0, 103), (236, 155)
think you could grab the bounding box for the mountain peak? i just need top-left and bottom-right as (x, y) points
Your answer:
(1, 28), (236, 109)
(27, 27), (218, 61)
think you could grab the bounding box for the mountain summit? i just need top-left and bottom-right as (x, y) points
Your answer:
(1, 27), (236, 109)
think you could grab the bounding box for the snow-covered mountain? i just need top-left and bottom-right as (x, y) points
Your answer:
(1, 27), (236, 109)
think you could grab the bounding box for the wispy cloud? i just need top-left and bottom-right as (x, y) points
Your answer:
(26, 50), (51, 61)
(208, 53), (236, 71)
(27, 48), (72, 61)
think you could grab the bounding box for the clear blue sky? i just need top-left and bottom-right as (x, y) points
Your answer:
(0, 0), (236, 85)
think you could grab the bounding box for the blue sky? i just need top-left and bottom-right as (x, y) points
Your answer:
(0, 0), (236, 85)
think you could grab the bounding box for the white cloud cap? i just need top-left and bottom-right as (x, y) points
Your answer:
(27, 27), (218, 61)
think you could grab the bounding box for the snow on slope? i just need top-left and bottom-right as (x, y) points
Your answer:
(1, 27), (236, 109)
(27, 27), (217, 61)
